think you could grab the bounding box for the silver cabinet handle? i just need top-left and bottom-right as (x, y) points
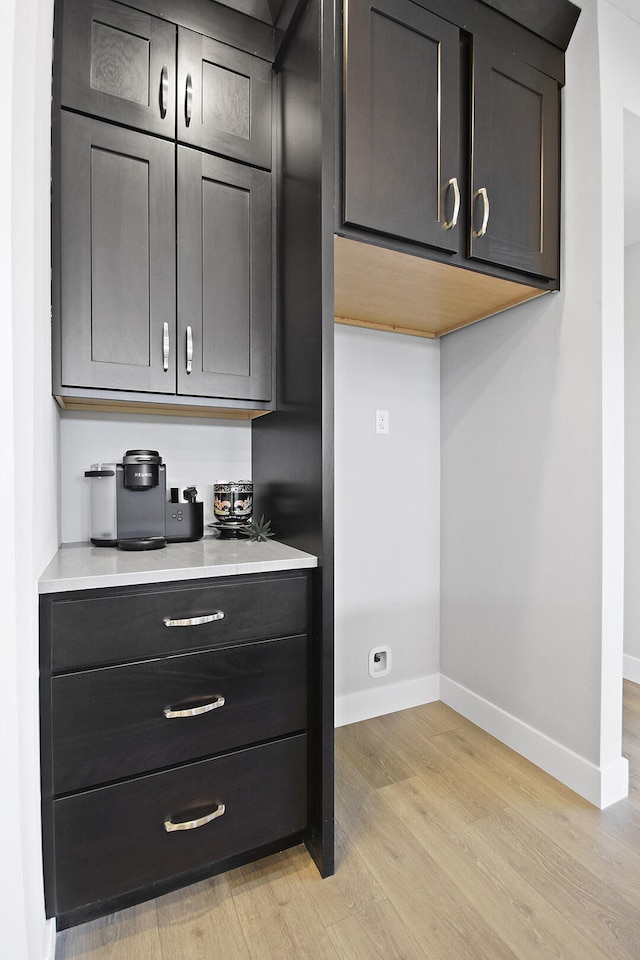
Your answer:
(160, 65), (169, 119)
(163, 611), (224, 627)
(162, 321), (170, 372)
(473, 186), (490, 238)
(186, 325), (193, 374)
(164, 803), (226, 833)
(164, 695), (225, 719)
(185, 73), (193, 127)
(442, 177), (460, 230)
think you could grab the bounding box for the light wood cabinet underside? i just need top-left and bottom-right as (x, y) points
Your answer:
(333, 235), (548, 338)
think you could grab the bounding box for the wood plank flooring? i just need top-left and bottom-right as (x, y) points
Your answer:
(56, 682), (640, 960)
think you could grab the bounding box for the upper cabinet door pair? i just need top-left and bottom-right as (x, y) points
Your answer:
(56, 0), (273, 404)
(60, 0), (272, 169)
(343, 0), (560, 280)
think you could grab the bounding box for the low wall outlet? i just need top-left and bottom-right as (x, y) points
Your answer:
(369, 645), (392, 678)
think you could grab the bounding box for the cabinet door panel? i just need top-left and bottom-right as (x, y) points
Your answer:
(177, 147), (272, 401)
(59, 113), (176, 392)
(344, 0), (460, 252)
(177, 28), (272, 169)
(59, 0), (176, 137)
(470, 37), (559, 279)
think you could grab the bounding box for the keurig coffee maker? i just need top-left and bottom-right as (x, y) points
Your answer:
(86, 449), (204, 549)
(85, 449), (167, 549)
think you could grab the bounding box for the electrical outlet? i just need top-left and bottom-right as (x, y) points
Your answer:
(376, 409), (389, 434)
(369, 646), (391, 678)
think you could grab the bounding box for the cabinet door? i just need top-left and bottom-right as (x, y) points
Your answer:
(343, 0), (460, 252)
(177, 28), (272, 170)
(469, 37), (560, 280)
(59, 0), (176, 138)
(59, 112), (176, 393)
(177, 147), (272, 402)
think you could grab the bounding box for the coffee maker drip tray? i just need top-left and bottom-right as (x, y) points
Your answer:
(117, 537), (167, 551)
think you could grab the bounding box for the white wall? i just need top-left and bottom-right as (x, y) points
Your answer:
(60, 412), (251, 542)
(334, 325), (440, 724)
(440, 0), (628, 807)
(600, 6), (640, 710)
(2, 1), (59, 958)
(625, 240), (640, 680)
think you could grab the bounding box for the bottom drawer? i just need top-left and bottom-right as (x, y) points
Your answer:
(52, 734), (307, 915)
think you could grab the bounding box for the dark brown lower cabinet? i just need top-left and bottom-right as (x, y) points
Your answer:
(53, 735), (308, 916)
(40, 571), (315, 928)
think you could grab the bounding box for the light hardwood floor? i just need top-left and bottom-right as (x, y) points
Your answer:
(56, 682), (640, 960)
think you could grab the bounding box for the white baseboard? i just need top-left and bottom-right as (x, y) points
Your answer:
(623, 653), (640, 684)
(440, 675), (628, 809)
(335, 673), (440, 727)
(43, 918), (56, 960)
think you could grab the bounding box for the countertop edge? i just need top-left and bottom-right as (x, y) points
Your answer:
(38, 540), (318, 594)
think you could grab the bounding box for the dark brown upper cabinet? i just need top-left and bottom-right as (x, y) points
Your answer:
(469, 35), (559, 280)
(58, 112), (176, 394)
(56, 113), (272, 404)
(177, 148), (272, 402)
(59, 0), (176, 138)
(53, 0), (275, 414)
(343, 0), (460, 253)
(177, 28), (272, 170)
(341, 0), (563, 291)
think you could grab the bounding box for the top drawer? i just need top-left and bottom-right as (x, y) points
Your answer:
(44, 572), (310, 671)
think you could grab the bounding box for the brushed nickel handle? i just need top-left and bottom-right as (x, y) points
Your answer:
(186, 325), (193, 374)
(163, 611), (224, 627)
(473, 186), (490, 238)
(164, 695), (225, 719)
(162, 321), (170, 372)
(160, 65), (169, 119)
(442, 177), (460, 230)
(164, 803), (226, 833)
(185, 73), (193, 127)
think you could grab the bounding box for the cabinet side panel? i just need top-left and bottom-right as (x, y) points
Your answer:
(252, 0), (335, 877)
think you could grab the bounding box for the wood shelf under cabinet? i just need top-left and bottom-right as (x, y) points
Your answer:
(54, 395), (271, 420)
(333, 235), (549, 339)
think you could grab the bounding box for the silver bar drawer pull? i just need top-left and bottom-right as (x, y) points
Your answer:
(164, 696), (225, 719)
(164, 803), (226, 833)
(163, 612), (224, 627)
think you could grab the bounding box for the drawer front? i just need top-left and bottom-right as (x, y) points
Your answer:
(48, 573), (309, 670)
(52, 735), (307, 915)
(52, 635), (308, 793)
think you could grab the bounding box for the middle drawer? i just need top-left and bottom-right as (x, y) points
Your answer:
(51, 634), (308, 793)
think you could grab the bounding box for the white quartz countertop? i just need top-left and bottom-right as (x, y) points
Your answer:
(39, 536), (318, 594)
